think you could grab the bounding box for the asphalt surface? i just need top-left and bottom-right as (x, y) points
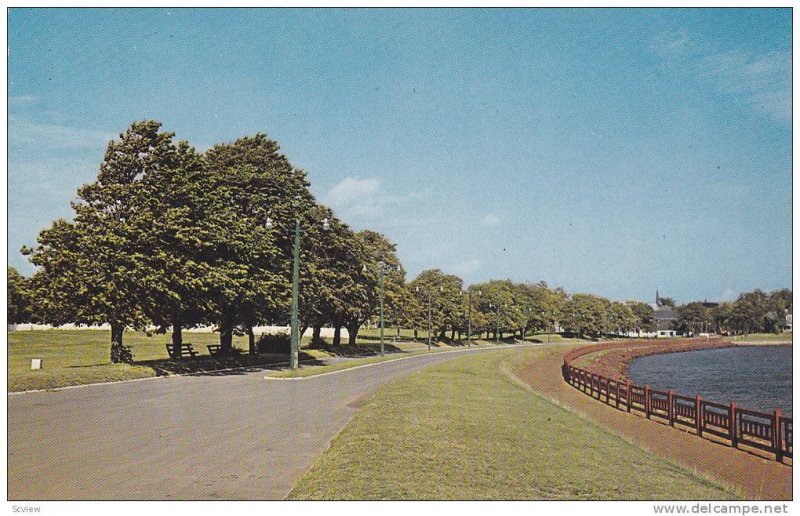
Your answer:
(8, 345), (526, 500)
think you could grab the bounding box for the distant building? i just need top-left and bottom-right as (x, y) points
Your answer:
(786, 309), (793, 332)
(651, 290), (678, 338)
(653, 308), (678, 338)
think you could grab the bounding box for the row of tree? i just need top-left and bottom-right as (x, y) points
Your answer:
(674, 289), (792, 336)
(12, 121), (411, 362)
(8, 121), (791, 363)
(378, 273), (658, 341)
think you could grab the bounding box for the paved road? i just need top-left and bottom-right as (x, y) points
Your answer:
(8, 346), (527, 500)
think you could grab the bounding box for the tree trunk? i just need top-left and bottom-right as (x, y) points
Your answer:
(219, 322), (233, 355)
(247, 325), (255, 355)
(312, 325), (322, 343)
(333, 326), (342, 347)
(171, 315), (183, 346)
(450, 329), (456, 340)
(347, 323), (360, 346)
(110, 323), (131, 364)
(413, 328), (418, 341)
(299, 324), (308, 349)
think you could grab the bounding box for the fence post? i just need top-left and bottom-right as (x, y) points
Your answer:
(668, 389), (674, 426)
(695, 395), (703, 437)
(729, 402), (737, 448)
(626, 381), (632, 413)
(616, 381), (620, 410)
(596, 375), (601, 399)
(605, 378), (610, 404)
(774, 409), (783, 462)
(645, 385), (651, 419)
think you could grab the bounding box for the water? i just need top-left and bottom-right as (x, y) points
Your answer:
(628, 345), (792, 417)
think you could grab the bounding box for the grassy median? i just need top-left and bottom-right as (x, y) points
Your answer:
(288, 347), (738, 500)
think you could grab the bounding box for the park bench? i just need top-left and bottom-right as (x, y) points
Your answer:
(165, 343), (198, 359)
(207, 344), (221, 356)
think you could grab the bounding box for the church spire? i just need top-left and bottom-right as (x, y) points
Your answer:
(656, 289), (660, 306)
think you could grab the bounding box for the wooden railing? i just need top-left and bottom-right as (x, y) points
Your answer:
(562, 360), (792, 463)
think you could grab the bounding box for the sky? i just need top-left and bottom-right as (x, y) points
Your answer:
(7, 8), (792, 304)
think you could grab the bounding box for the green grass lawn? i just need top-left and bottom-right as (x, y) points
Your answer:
(7, 328), (592, 392)
(288, 347), (738, 500)
(7, 330), (255, 392)
(728, 333), (793, 342)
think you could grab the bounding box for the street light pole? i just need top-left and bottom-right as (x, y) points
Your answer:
(289, 220), (301, 370)
(427, 290), (432, 350)
(489, 302), (501, 344)
(267, 215), (329, 370)
(379, 266), (385, 357)
(467, 290), (471, 347)
(497, 304), (501, 344)
(542, 310), (550, 344)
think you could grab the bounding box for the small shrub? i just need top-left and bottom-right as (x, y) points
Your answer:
(257, 333), (291, 354)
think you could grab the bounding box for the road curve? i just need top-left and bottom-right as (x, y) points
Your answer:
(8, 345), (531, 500)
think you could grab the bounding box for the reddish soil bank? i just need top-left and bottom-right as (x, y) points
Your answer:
(565, 337), (735, 381)
(515, 345), (792, 500)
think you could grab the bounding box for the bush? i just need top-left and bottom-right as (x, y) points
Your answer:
(257, 333), (290, 354)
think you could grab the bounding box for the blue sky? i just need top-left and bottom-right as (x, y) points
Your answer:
(8, 8), (792, 303)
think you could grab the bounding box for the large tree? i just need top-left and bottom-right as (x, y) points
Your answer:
(336, 230), (405, 346)
(675, 302), (711, 335)
(470, 279), (520, 340)
(409, 269), (464, 341)
(130, 137), (234, 348)
(561, 293), (609, 338)
(628, 301), (656, 334)
(204, 134), (313, 353)
(731, 290), (770, 335)
(604, 301), (637, 336)
(23, 121), (189, 362)
(8, 267), (34, 325)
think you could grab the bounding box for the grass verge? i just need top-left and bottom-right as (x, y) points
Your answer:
(727, 333), (792, 343)
(288, 347), (738, 500)
(267, 344), (501, 378)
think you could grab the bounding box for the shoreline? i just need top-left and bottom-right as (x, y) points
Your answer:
(565, 338), (734, 381)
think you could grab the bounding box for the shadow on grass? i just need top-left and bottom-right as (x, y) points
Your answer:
(308, 343), (408, 357)
(134, 351), (326, 377)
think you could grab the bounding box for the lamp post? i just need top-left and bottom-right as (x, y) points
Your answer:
(489, 302), (502, 344)
(416, 285), (442, 350)
(467, 289), (481, 347)
(266, 215), (330, 370)
(542, 310), (551, 344)
(364, 261), (400, 357)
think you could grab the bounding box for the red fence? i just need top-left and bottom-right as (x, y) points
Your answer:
(562, 360), (792, 463)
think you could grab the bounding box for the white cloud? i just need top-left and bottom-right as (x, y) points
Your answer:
(323, 176), (430, 223)
(451, 259), (481, 276)
(700, 49), (790, 122)
(8, 95), (38, 107)
(649, 30), (790, 123)
(480, 213), (502, 227)
(324, 177), (385, 220)
(649, 30), (695, 58)
(10, 119), (115, 150)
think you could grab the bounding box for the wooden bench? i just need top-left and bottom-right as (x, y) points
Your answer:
(166, 343), (198, 359)
(207, 344), (221, 356)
